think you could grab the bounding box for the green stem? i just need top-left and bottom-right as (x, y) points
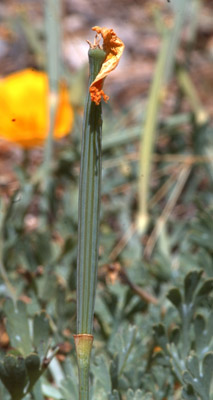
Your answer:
(163, 0), (188, 82)
(176, 66), (208, 125)
(0, 201), (16, 302)
(77, 47), (106, 335)
(137, 30), (170, 234)
(41, 0), (61, 219)
(75, 46), (106, 400)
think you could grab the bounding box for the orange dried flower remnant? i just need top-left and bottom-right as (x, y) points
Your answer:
(89, 26), (124, 105)
(0, 69), (74, 148)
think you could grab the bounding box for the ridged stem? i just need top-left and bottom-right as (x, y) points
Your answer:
(77, 47), (106, 335)
(75, 46), (106, 400)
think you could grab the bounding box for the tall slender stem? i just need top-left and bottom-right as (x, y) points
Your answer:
(137, 31), (170, 234)
(42, 0), (61, 216)
(75, 46), (106, 400)
(77, 47), (106, 335)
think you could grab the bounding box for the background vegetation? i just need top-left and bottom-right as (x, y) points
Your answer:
(0, 0), (212, 399)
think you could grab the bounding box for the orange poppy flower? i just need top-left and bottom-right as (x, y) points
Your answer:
(89, 26), (124, 105)
(0, 69), (74, 148)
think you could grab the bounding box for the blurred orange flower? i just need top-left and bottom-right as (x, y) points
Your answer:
(89, 26), (124, 105)
(0, 69), (74, 148)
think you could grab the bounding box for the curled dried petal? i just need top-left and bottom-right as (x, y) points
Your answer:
(89, 26), (124, 105)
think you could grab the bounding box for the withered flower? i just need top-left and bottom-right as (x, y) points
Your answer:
(89, 26), (124, 105)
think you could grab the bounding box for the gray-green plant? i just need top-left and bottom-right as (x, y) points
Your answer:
(0, 299), (55, 400)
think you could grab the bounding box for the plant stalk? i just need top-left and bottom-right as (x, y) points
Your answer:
(176, 66), (208, 125)
(42, 0), (61, 218)
(75, 46), (106, 400)
(137, 30), (170, 234)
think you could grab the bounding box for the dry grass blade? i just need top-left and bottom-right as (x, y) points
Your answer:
(103, 153), (213, 170)
(149, 170), (178, 209)
(109, 222), (136, 262)
(144, 165), (191, 258)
